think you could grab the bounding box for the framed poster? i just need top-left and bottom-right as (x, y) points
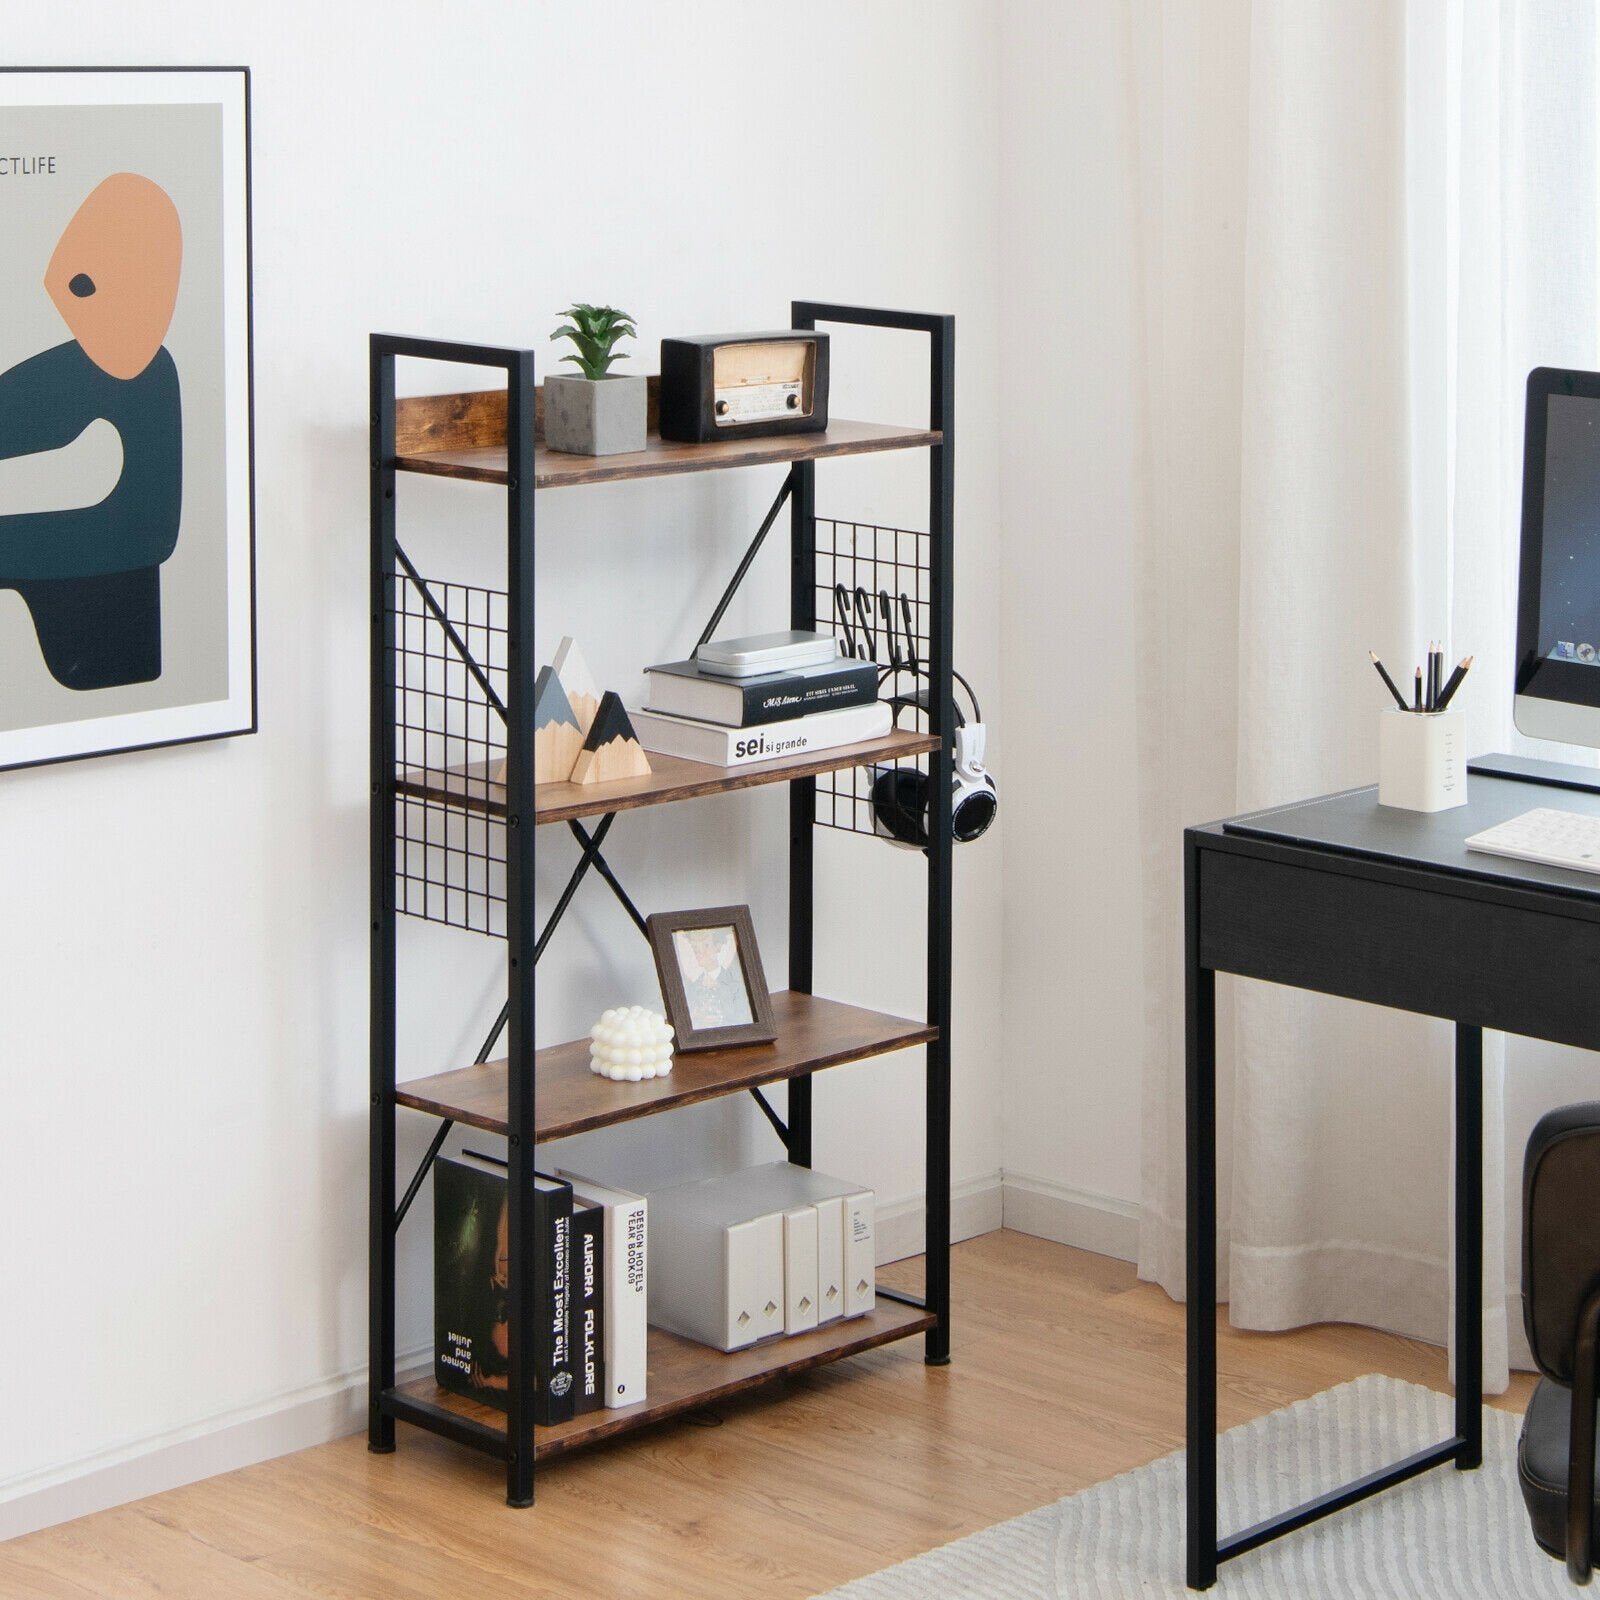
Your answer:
(0, 68), (255, 772)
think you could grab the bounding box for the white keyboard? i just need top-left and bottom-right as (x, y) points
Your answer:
(1464, 807), (1600, 875)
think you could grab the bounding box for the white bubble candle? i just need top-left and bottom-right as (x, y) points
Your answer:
(588, 1005), (675, 1081)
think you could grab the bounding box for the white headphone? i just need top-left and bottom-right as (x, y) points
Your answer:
(871, 669), (997, 849)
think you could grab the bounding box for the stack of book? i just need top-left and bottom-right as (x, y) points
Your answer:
(632, 630), (888, 768)
(433, 1154), (649, 1421)
(433, 1155), (876, 1417)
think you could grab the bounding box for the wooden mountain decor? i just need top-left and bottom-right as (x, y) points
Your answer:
(569, 690), (653, 785)
(552, 635), (600, 743)
(532, 664), (586, 784)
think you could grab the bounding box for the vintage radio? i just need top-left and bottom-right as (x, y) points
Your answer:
(658, 330), (830, 443)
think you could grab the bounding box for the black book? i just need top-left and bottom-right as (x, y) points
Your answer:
(570, 1196), (606, 1414)
(433, 1153), (576, 1425)
(644, 655), (877, 728)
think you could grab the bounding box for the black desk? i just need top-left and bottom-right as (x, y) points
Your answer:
(1185, 755), (1600, 1589)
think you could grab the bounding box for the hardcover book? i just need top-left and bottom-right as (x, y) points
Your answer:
(629, 700), (892, 767)
(555, 1171), (649, 1408)
(571, 1197), (605, 1414)
(433, 1154), (576, 1425)
(643, 655), (877, 728)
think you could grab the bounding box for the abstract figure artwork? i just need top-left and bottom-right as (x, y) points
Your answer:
(0, 68), (254, 772)
(0, 173), (183, 690)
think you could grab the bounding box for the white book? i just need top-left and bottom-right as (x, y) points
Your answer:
(629, 699), (892, 767)
(643, 653), (878, 727)
(781, 1203), (819, 1335)
(554, 1171), (648, 1407)
(737, 1162), (875, 1319)
(647, 1172), (786, 1350)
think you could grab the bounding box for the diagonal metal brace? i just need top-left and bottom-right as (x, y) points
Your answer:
(749, 1086), (789, 1143)
(695, 469), (796, 650)
(536, 812), (622, 958)
(395, 542), (508, 722)
(393, 956), (524, 1233)
(567, 818), (648, 936)
(395, 1117), (454, 1231)
(394, 815), (649, 1232)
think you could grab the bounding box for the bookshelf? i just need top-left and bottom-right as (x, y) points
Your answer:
(391, 1300), (936, 1461)
(394, 727), (940, 825)
(370, 304), (956, 1505)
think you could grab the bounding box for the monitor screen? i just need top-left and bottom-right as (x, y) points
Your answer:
(1515, 367), (1600, 745)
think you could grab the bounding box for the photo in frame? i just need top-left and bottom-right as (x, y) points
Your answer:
(0, 67), (255, 773)
(646, 905), (778, 1052)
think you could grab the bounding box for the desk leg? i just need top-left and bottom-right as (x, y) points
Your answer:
(1185, 837), (1218, 1589)
(1454, 1022), (1483, 1470)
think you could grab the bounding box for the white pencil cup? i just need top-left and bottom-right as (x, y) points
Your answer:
(1377, 710), (1466, 811)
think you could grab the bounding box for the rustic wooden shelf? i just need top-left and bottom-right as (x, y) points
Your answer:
(372, 316), (955, 1506)
(396, 991), (936, 1141)
(390, 386), (938, 488)
(390, 1299), (935, 1459)
(394, 728), (938, 825)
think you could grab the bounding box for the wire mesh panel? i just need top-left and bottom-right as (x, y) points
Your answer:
(813, 517), (931, 837)
(392, 571), (509, 936)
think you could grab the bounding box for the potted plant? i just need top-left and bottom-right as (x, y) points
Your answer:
(544, 303), (647, 456)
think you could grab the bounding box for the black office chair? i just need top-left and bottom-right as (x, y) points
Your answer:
(1520, 1102), (1600, 1583)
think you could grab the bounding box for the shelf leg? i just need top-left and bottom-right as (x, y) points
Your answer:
(922, 312), (955, 1369)
(506, 1444), (534, 1509)
(1185, 832), (1218, 1591)
(369, 338), (399, 1457)
(1454, 1022), (1483, 1470)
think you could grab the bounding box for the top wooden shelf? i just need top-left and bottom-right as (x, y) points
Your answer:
(390, 386), (940, 489)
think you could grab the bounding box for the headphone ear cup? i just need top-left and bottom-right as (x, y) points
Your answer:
(871, 765), (931, 848)
(950, 771), (998, 842)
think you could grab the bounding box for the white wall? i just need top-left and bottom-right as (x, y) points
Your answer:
(0, 1), (1005, 1531)
(993, 5), (1151, 1255)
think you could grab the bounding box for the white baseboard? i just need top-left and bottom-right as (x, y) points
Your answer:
(4, 1180), (1008, 1539)
(1000, 1172), (1141, 1263)
(0, 1348), (431, 1542)
(5, 1173), (1123, 1541)
(876, 1171), (1005, 1263)
(853, 1169), (1140, 1268)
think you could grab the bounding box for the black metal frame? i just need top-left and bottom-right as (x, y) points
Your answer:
(369, 303), (955, 1507)
(1183, 819), (1501, 1588)
(370, 334), (541, 1505)
(791, 303), (954, 1359)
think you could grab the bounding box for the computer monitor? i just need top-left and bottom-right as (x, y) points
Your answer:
(1515, 366), (1600, 746)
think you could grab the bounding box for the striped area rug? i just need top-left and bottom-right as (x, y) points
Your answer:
(815, 1376), (1572, 1598)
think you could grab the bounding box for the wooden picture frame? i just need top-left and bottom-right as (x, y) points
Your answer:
(0, 67), (256, 772)
(646, 905), (777, 1052)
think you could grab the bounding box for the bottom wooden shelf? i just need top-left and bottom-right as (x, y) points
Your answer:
(391, 1298), (934, 1460)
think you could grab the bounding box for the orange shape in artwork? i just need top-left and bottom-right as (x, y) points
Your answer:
(44, 173), (182, 380)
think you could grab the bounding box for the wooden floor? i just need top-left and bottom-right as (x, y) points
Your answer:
(0, 1231), (1535, 1599)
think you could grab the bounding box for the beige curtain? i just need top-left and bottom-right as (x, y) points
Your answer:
(1135, 0), (1600, 1389)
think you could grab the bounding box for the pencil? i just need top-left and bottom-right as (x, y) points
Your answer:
(1436, 654), (1473, 710)
(1369, 651), (1408, 710)
(1414, 666), (1423, 710)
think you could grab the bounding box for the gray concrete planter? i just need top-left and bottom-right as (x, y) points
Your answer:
(543, 373), (648, 456)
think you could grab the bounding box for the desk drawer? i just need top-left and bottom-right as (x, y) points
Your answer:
(1197, 846), (1600, 1050)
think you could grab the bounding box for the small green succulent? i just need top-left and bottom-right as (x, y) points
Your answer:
(550, 303), (638, 381)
